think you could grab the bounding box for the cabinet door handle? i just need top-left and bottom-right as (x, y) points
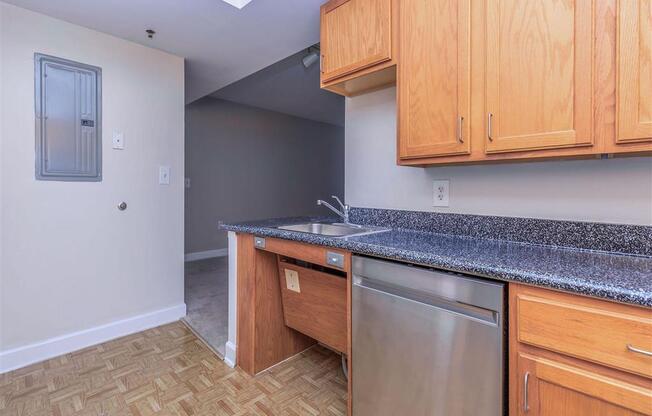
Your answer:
(524, 371), (530, 413)
(627, 344), (652, 357)
(488, 113), (494, 141)
(457, 116), (464, 143)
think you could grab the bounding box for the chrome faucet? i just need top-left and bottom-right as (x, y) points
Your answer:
(317, 195), (350, 224)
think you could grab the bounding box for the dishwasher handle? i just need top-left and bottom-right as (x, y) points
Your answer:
(354, 275), (501, 326)
(352, 256), (504, 313)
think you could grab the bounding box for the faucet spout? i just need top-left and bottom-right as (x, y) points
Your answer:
(317, 196), (350, 223)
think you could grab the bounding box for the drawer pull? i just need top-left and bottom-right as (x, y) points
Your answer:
(524, 371), (530, 412)
(627, 344), (652, 357)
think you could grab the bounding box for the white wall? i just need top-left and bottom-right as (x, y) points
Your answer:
(345, 87), (652, 225)
(0, 2), (185, 365)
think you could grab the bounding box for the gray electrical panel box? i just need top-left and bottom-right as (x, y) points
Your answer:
(35, 53), (102, 181)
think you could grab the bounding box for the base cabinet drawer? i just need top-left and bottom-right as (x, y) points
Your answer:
(277, 257), (347, 353)
(516, 290), (652, 378)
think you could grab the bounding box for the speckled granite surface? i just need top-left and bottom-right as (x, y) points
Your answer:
(349, 208), (652, 256)
(220, 214), (652, 307)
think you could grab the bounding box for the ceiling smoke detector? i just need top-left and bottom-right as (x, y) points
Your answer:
(221, 0), (254, 9)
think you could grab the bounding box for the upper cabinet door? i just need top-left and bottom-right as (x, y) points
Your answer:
(617, 0), (652, 144)
(320, 0), (393, 83)
(485, 1), (594, 154)
(398, 0), (471, 159)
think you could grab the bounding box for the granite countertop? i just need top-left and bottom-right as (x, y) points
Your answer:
(221, 216), (652, 307)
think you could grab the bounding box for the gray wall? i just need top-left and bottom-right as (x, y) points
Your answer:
(185, 97), (345, 253)
(346, 87), (652, 225)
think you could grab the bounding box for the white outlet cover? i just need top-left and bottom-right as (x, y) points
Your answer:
(159, 166), (171, 185)
(112, 132), (125, 150)
(433, 180), (450, 207)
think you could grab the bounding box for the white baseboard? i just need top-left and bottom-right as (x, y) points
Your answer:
(0, 303), (186, 374)
(224, 341), (236, 368)
(184, 248), (228, 262)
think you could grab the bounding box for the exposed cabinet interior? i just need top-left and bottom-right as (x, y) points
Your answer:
(397, 0), (471, 159)
(320, 0), (397, 96)
(237, 235), (354, 415)
(277, 256), (347, 353)
(236, 234), (316, 375)
(617, 0), (652, 145)
(484, 1), (594, 154)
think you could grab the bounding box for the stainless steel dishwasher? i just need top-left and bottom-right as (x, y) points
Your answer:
(352, 255), (505, 416)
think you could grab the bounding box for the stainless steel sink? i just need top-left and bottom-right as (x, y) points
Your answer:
(277, 222), (389, 238)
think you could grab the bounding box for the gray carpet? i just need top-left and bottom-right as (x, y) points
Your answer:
(184, 256), (229, 356)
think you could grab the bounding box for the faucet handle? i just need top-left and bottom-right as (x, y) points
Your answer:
(331, 195), (347, 211)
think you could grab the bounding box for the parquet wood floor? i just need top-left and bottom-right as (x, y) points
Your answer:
(0, 322), (347, 416)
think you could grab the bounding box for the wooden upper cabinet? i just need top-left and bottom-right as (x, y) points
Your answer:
(320, 0), (393, 83)
(516, 354), (652, 416)
(617, 0), (652, 144)
(320, 0), (651, 164)
(485, 1), (594, 154)
(398, 0), (471, 159)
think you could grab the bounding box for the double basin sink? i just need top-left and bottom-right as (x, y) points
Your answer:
(277, 222), (389, 238)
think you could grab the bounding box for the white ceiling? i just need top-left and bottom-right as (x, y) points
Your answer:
(3, 0), (324, 103)
(211, 48), (344, 126)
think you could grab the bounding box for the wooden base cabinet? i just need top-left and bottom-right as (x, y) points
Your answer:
(516, 353), (652, 415)
(510, 284), (652, 416)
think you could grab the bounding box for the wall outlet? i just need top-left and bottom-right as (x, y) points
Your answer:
(433, 180), (450, 207)
(184, 178), (191, 189)
(112, 132), (125, 150)
(159, 166), (170, 185)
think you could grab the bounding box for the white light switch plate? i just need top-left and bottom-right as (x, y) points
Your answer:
(433, 180), (450, 207)
(284, 269), (300, 293)
(112, 132), (125, 150)
(159, 166), (170, 185)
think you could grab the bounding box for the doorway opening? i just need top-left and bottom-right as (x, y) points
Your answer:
(183, 45), (345, 358)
